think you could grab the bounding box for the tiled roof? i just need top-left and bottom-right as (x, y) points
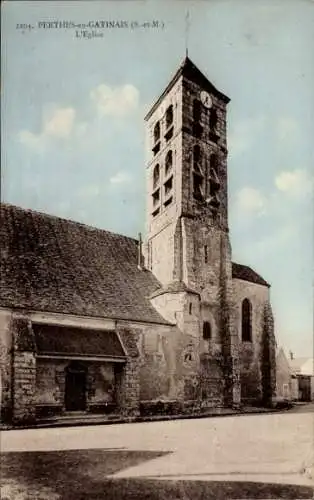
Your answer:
(232, 262), (270, 287)
(0, 204), (170, 325)
(145, 56), (230, 120)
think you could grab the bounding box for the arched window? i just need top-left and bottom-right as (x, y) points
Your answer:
(241, 298), (252, 342)
(153, 164), (160, 189)
(209, 108), (218, 130)
(210, 153), (219, 174)
(165, 150), (173, 175)
(193, 145), (203, 174)
(154, 121), (160, 144)
(209, 154), (220, 209)
(192, 99), (202, 138)
(166, 105), (173, 129)
(193, 99), (201, 122)
(193, 145), (204, 201)
(204, 245), (208, 263)
(203, 321), (212, 340)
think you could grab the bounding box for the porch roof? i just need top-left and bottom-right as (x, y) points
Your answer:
(33, 324), (126, 360)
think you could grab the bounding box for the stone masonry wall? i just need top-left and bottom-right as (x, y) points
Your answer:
(179, 76), (240, 406)
(181, 77), (228, 230)
(12, 316), (37, 424)
(116, 327), (141, 416)
(13, 351), (36, 424)
(144, 77), (183, 284)
(232, 278), (273, 405)
(146, 221), (177, 285)
(261, 300), (276, 406)
(219, 234), (241, 407)
(0, 309), (13, 423)
(151, 290), (200, 338)
(180, 217), (240, 407)
(35, 358), (116, 416)
(115, 358), (141, 417)
(117, 319), (202, 405)
(35, 358), (67, 407)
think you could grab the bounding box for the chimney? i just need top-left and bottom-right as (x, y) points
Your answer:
(137, 232), (143, 270)
(289, 351), (294, 360)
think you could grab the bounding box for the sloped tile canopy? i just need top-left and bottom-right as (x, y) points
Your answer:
(33, 324), (126, 360)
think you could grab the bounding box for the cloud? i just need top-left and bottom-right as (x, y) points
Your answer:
(90, 84), (139, 117)
(235, 186), (267, 216)
(228, 116), (265, 157)
(276, 117), (299, 142)
(18, 106), (76, 150)
(275, 169), (312, 197)
(18, 82), (140, 154)
(233, 169), (311, 224)
(109, 171), (131, 185)
(43, 107), (76, 138)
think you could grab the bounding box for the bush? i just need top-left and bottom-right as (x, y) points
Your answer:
(140, 400), (183, 417)
(274, 400), (293, 410)
(88, 403), (117, 414)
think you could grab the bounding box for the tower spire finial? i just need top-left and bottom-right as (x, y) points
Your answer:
(185, 10), (190, 58)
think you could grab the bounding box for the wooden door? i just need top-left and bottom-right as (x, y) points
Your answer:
(65, 365), (87, 411)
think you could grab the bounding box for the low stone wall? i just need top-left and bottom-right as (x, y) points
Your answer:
(0, 310), (13, 423)
(11, 317), (36, 425)
(116, 328), (141, 416)
(13, 350), (36, 425)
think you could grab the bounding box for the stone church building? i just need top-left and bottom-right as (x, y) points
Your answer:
(0, 57), (276, 425)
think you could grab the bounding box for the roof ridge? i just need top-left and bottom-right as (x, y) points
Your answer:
(232, 261), (270, 287)
(0, 202), (139, 242)
(145, 55), (230, 121)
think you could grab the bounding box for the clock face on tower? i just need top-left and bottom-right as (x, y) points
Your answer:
(200, 90), (212, 109)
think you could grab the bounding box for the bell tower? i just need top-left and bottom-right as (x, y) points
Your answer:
(144, 56), (231, 292)
(144, 57), (240, 406)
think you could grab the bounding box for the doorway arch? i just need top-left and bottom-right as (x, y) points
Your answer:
(65, 361), (87, 411)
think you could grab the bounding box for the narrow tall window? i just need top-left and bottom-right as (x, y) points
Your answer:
(164, 177), (173, 197)
(153, 164), (160, 189)
(241, 298), (252, 342)
(152, 121), (161, 155)
(189, 303), (192, 315)
(209, 108), (218, 130)
(193, 99), (201, 122)
(152, 189), (160, 207)
(193, 99), (202, 138)
(154, 121), (160, 143)
(209, 153), (220, 209)
(203, 321), (212, 340)
(193, 145), (202, 169)
(204, 245), (208, 263)
(165, 105), (174, 141)
(166, 105), (173, 129)
(193, 144), (204, 201)
(165, 150), (173, 176)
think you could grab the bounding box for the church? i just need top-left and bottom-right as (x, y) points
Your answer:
(0, 57), (277, 425)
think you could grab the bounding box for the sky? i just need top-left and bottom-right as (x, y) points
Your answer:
(1, 0), (314, 356)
